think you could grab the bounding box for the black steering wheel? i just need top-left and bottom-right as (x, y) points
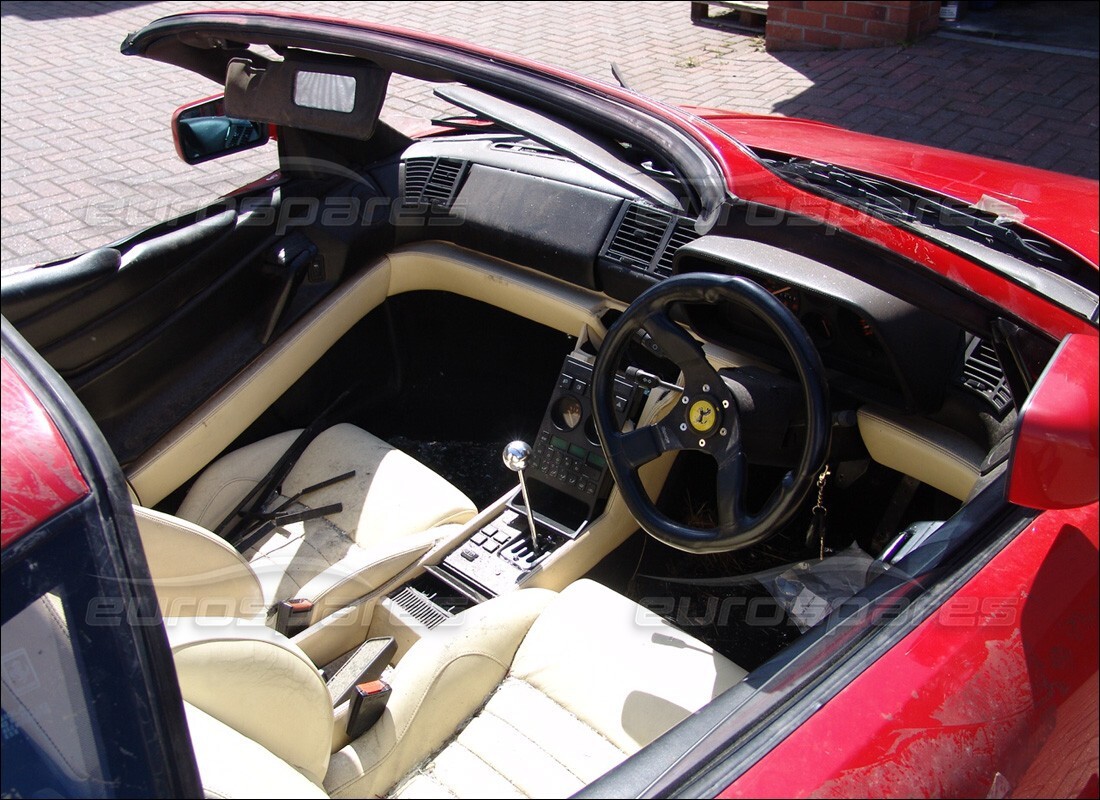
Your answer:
(592, 273), (831, 554)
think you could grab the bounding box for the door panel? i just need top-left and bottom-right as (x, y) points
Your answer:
(2, 195), (283, 465)
(3, 172), (396, 468)
(11, 210), (239, 357)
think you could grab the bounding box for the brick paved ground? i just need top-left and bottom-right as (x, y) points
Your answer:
(2, 1), (1097, 274)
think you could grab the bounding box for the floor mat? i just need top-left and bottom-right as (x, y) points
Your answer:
(388, 437), (517, 510)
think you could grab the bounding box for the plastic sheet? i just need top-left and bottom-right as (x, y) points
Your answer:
(765, 543), (881, 632)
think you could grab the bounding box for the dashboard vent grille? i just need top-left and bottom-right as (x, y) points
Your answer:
(603, 202), (698, 277)
(403, 158), (434, 200)
(403, 157), (468, 208)
(656, 219), (699, 277)
(959, 337), (1012, 413)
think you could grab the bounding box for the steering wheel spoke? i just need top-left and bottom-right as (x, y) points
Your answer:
(611, 416), (683, 470)
(715, 454), (747, 530)
(644, 313), (712, 375)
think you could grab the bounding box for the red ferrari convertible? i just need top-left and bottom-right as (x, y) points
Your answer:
(2, 10), (1097, 799)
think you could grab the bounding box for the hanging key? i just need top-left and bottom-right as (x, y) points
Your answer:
(804, 466), (831, 559)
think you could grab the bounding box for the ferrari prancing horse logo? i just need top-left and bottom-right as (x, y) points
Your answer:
(689, 399), (717, 433)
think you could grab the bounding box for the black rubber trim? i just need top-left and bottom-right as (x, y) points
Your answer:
(0, 248), (120, 321)
(913, 224), (1098, 324)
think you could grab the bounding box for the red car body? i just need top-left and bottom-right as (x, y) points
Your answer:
(0, 360), (89, 548)
(2, 10), (1097, 799)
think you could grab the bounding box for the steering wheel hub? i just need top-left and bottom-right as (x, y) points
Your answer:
(687, 396), (720, 434)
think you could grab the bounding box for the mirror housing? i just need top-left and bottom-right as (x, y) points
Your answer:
(172, 95), (269, 165)
(1007, 333), (1099, 510)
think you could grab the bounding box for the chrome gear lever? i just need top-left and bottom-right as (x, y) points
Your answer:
(503, 440), (539, 550)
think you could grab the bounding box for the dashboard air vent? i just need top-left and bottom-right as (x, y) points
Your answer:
(656, 219), (700, 277)
(603, 202), (698, 278)
(403, 157), (468, 208)
(958, 337), (1012, 413)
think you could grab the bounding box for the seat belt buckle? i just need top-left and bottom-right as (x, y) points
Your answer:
(347, 679), (391, 739)
(274, 598), (313, 636)
(328, 636), (398, 706)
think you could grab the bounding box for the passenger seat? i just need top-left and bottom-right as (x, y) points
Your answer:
(135, 423), (477, 628)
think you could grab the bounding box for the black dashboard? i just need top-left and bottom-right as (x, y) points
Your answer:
(380, 130), (975, 415)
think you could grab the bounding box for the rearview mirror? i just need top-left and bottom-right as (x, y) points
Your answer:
(172, 95), (269, 165)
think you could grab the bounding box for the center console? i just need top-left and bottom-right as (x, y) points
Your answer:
(392, 352), (644, 608)
(520, 354), (640, 529)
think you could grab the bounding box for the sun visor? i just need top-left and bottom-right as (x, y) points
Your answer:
(224, 51), (388, 140)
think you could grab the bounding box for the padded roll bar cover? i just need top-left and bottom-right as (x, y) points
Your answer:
(225, 50), (389, 141)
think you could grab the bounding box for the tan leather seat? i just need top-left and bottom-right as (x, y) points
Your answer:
(170, 579), (747, 798)
(136, 423), (478, 625)
(184, 703), (329, 799)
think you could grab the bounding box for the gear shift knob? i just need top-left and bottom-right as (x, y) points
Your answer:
(502, 440), (539, 550)
(502, 440), (531, 473)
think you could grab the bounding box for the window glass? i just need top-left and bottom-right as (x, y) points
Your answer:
(2, 590), (109, 798)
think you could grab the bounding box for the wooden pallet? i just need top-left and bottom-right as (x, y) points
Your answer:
(690, 0), (768, 32)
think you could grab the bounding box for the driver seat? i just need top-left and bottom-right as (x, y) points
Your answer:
(136, 423), (478, 626)
(173, 579), (747, 798)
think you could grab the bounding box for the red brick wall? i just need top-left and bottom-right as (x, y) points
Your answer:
(766, 1), (941, 51)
